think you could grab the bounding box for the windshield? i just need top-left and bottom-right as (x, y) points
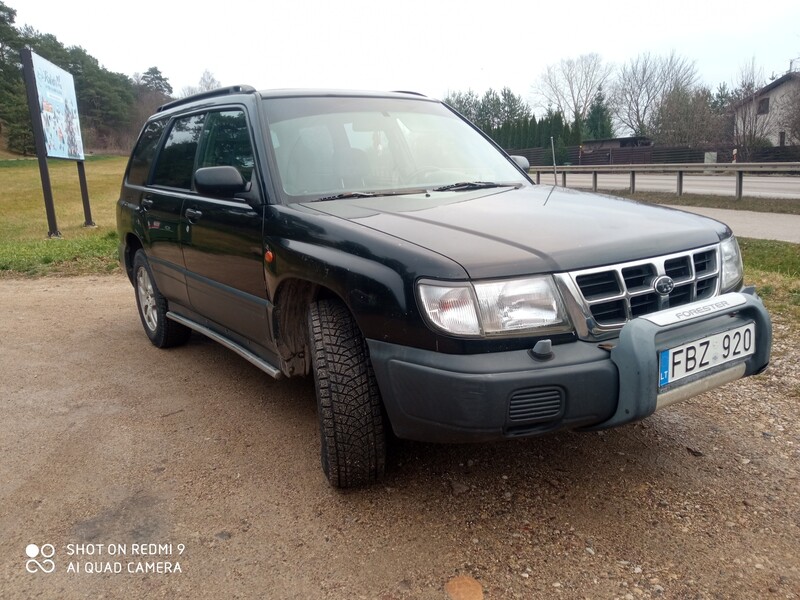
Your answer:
(262, 95), (529, 202)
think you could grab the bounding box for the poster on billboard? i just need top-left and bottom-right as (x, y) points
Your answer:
(30, 51), (85, 161)
(22, 48), (94, 237)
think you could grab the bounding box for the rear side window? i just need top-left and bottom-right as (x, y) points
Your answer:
(126, 120), (166, 186)
(152, 114), (206, 189)
(198, 110), (255, 182)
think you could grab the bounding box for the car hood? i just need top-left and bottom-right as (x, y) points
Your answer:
(302, 185), (731, 279)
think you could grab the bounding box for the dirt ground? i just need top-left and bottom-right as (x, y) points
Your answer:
(0, 275), (798, 600)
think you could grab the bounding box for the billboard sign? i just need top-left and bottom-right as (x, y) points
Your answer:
(29, 51), (85, 160)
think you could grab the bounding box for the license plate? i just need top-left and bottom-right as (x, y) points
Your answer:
(659, 323), (755, 387)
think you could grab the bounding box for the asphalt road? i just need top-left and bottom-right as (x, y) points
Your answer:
(537, 171), (800, 243)
(557, 173), (800, 200)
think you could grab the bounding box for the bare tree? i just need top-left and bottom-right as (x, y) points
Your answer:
(654, 85), (723, 146)
(778, 74), (800, 145)
(611, 51), (698, 137)
(730, 59), (776, 159)
(198, 69), (220, 91)
(534, 53), (614, 123)
(782, 90), (800, 144)
(180, 69), (221, 98)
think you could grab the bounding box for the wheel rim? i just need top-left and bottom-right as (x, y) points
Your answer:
(136, 267), (158, 332)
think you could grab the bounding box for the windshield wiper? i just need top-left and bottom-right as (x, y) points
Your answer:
(313, 191), (380, 202)
(432, 181), (519, 192)
(311, 189), (431, 202)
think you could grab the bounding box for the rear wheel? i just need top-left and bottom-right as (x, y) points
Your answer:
(133, 250), (191, 348)
(307, 299), (386, 488)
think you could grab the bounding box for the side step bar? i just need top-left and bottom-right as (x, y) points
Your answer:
(167, 312), (283, 379)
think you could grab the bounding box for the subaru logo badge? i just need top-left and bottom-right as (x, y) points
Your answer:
(654, 275), (675, 296)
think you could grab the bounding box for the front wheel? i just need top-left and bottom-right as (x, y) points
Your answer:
(307, 299), (386, 488)
(133, 250), (191, 348)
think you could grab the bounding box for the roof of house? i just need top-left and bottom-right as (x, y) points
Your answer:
(758, 71), (800, 96)
(731, 71), (799, 109)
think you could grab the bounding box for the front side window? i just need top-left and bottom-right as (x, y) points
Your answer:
(197, 110), (255, 182)
(152, 114), (205, 189)
(263, 96), (527, 201)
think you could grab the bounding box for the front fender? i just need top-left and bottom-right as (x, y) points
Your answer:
(268, 238), (410, 342)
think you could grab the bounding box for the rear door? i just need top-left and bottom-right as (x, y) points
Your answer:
(134, 115), (204, 307)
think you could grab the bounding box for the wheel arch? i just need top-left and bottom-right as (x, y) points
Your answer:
(269, 248), (409, 377)
(271, 277), (343, 377)
(123, 233), (144, 284)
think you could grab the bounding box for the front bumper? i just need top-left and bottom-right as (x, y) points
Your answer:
(368, 289), (771, 443)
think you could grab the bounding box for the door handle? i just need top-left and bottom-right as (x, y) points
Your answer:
(185, 208), (203, 222)
(140, 197), (154, 210)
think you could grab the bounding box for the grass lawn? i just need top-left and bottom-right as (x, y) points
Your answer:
(0, 155), (127, 276)
(740, 238), (800, 322)
(614, 190), (800, 215)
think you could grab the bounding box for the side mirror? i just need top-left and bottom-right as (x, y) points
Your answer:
(510, 155), (530, 172)
(194, 166), (250, 196)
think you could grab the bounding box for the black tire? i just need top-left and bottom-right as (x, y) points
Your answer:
(132, 250), (191, 348)
(308, 299), (386, 488)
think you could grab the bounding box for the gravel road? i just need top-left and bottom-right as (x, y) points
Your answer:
(1, 276), (798, 599)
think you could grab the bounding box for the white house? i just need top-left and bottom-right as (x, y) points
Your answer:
(733, 71), (800, 148)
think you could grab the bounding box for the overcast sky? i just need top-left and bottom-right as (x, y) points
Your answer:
(13, 0), (800, 111)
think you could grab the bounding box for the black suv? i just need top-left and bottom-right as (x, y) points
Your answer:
(117, 86), (772, 488)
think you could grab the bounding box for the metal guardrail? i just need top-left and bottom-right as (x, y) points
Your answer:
(529, 162), (800, 199)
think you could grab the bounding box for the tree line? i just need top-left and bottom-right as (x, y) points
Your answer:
(447, 52), (800, 162)
(444, 86), (613, 164)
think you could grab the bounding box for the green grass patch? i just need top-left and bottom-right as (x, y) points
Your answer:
(0, 230), (119, 276)
(739, 238), (800, 278)
(615, 190), (800, 215)
(740, 237), (800, 323)
(0, 155), (127, 277)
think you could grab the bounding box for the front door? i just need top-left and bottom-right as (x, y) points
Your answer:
(180, 109), (269, 344)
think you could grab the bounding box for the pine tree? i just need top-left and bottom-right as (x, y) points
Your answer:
(584, 88), (614, 140)
(139, 66), (173, 96)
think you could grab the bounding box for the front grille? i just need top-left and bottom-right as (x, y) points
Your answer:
(567, 244), (720, 332)
(622, 264), (656, 291)
(693, 250), (716, 275)
(665, 256), (692, 279)
(575, 271), (620, 299)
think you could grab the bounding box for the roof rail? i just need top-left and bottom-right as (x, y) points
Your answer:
(392, 90), (427, 97)
(157, 85), (257, 113)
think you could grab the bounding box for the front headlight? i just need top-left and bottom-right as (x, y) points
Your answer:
(720, 236), (743, 292)
(417, 276), (572, 337)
